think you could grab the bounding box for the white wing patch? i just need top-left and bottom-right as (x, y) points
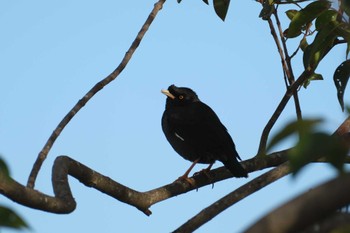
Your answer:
(174, 132), (185, 141)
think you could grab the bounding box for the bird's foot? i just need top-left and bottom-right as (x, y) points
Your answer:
(174, 175), (196, 187)
(193, 168), (212, 179)
(193, 169), (215, 188)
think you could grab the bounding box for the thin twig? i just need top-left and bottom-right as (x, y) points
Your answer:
(257, 70), (312, 155)
(273, 9), (303, 121)
(26, 0), (167, 189)
(257, 8), (305, 156)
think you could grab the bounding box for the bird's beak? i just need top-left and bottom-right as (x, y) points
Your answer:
(161, 89), (175, 99)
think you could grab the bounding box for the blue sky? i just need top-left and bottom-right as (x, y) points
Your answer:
(1, 0), (349, 232)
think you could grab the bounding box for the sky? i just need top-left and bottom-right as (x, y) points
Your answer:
(0, 0), (349, 232)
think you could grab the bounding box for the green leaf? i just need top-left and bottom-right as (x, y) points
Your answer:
(334, 60), (350, 111)
(267, 119), (323, 152)
(341, 0), (350, 17)
(0, 157), (10, 177)
(286, 0), (331, 38)
(286, 9), (298, 20)
(315, 9), (338, 31)
(303, 72), (323, 88)
(300, 37), (308, 51)
(303, 20), (338, 70)
(0, 206), (29, 229)
(259, 1), (275, 20)
(213, 0), (230, 21)
(289, 132), (348, 175)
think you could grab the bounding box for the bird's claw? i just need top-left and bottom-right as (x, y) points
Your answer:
(174, 176), (196, 187)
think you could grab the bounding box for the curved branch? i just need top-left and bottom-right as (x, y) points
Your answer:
(27, 0), (167, 189)
(243, 172), (350, 233)
(0, 153), (288, 216)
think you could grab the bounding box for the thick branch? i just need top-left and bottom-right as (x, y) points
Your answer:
(300, 213), (350, 233)
(1, 151), (349, 217)
(0, 153), (287, 216)
(243, 172), (350, 233)
(27, 0), (167, 189)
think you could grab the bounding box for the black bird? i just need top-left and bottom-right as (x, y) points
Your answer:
(161, 84), (248, 182)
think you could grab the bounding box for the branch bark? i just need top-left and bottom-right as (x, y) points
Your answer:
(173, 162), (291, 233)
(27, 0), (167, 189)
(243, 172), (350, 233)
(0, 153), (288, 216)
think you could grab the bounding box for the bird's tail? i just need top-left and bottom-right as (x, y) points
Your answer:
(222, 157), (248, 178)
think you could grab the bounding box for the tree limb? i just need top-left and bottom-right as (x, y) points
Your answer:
(26, 0), (167, 189)
(172, 162), (291, 233)
(243, 172), (350, 233)
(0, 153), (288, 216)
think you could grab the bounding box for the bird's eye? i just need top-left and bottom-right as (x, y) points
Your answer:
(179, 95), (184, 100)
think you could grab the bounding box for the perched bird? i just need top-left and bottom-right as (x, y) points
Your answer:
(161, 84), (248, 182)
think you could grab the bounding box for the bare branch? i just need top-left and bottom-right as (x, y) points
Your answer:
(257, 69), (312, 155)
(172, 162), (291, 233)
(257, 8), (305, 156)
(243, 172), (350, 233)
(1, 153), (287, 216)
(27, 0), (167, 189)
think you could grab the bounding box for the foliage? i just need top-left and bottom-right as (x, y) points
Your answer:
(0, 157), (29, 230)
(282, 0), (350, 110)
(267, 119), (349, 175)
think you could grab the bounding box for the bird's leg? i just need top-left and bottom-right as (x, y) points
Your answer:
(175, 158), (200, 186)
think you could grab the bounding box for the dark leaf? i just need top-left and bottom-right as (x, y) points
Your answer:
(0, 157), (10, 177)
(303, 72), (323, 88)
(286, 0), (331, 38)
(213, 0), (230, 21)
(202, 0), (209, 4)
(315, 9), (337, 31)
(0, 206), (29, 229)
(303, 20), (338, 70)
(341, 0), (350, 17)
(286, 9), (298, 20)
(177, 0), (182, 3)
(300, 37), (308, 51)
(334, 60), (350, 111)
(289, 132), (348, 175)
(259, 1), (275, 20)
(267, 119), (322, 152)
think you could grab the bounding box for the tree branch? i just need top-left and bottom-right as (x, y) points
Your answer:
(257, 8), (305, 156)
(26, 0), (167, 189)
(172, 162), (291, 233)
(257, 69), (312, 155)
(0, 153), (287, 216)
(243, 172), (350, 233)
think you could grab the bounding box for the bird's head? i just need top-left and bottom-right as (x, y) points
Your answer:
(161, 85), (200, 107)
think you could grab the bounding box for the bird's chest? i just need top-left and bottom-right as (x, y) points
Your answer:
(162, 107), (211, 162)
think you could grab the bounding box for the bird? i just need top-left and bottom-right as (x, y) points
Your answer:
(161, 84), (248, 183)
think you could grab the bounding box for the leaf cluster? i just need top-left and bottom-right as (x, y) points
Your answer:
(267, 119), (349, 175)
(283, 0), (350, 110)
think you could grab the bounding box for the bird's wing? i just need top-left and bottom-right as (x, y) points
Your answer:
(168, 102), (241, 161)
